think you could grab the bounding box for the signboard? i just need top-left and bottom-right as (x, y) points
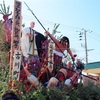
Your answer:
(10, 0), (22, 80)
(12, 50), (21, 80)
(48, 40), (54, 73)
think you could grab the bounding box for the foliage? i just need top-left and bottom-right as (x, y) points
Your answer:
(9, 83), (68, 100)
(0, 16), (10, 97)
(66, 83), (100, 100)
(1, 76), (100, 100)
(0, 20), (5, 40)
(0, 0), (10, 15)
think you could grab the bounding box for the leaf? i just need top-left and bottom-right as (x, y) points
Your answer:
(3, 0), (6, 14)
(54, 23), (56, 28)
(55, 24), (60, 30)
(7, 6), (10, 14)
(0, 4), (5, 15)
(0, 11), (4, 15)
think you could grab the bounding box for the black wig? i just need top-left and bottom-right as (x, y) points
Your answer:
(60, 36), (70, 48)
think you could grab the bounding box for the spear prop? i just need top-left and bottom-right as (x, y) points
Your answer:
(24, 2), (66, 57)
(64, 67), (97, 81)
(24, 2), (47, 31)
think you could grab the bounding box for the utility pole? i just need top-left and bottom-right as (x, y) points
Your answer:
(78, 29), (93, 64)
(84, 30), (88, 64)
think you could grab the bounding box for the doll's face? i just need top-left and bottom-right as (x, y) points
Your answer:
(61, 40), (68, 47)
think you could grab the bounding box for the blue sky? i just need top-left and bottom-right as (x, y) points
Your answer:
(0, 0), (100, 63)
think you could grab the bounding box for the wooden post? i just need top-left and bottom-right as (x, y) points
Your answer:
(10, 0), (22, 81)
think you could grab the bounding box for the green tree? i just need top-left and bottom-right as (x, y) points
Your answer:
(0, 17), (10, 97)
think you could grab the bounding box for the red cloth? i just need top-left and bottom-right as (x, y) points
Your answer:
(57, 72), (65, 82)
(67, 70), (74, 78)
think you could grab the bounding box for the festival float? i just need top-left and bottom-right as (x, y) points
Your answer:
(0, 0), (100, 99)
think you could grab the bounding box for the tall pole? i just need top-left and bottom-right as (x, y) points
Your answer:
(84, 30), (88, 64)
(10, 0), (22, 80)
(78, 29), (88, 64)
(78, 29), (93, 64)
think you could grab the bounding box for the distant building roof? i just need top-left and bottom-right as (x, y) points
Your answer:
(85, 61), (100, 69)
(83, 68), (100, 75)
